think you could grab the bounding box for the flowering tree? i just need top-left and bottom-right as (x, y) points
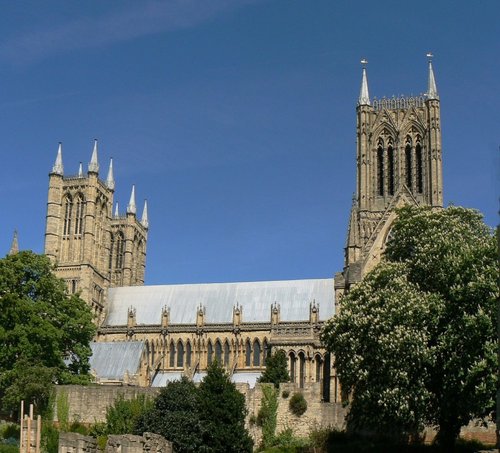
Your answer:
(322, 206), (498, 448)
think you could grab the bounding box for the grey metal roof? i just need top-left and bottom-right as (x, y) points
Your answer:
(232, 372), (262, 388)
(89, 341), (144, 380)
(104, 278), (335, 326)
(151, 372), (183, 387)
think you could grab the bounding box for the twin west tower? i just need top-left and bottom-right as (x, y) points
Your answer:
(44, 140), (149, 317)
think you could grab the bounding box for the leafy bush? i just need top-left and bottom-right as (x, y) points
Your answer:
(0, 424), (19, 442)
(288, 393), (307, 417)
(258, 350), (290, 388)
(281, 390), (289, 399)
(0, 445), (18, 453)
(105, 394), (152, 435)
(41, 424), (59, 453)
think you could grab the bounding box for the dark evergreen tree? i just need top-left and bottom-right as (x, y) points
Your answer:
(135, 377), (204, 453)
(198, 361), (253, 453)
(258, 349), (290, 388)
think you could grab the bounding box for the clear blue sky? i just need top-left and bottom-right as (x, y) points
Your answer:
(1, 0), (498, 285)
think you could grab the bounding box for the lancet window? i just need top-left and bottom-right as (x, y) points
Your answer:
(215, 340), (222, 363)
(416, 141), (423, 193)
(377, 145), (384, 196)
(74, 194), (84, 235)
(63, 195), (73, 237)
(169, 341), (175, 368)
(177, 340), (184, 368)
(252, 339), (261, 366)
(115, 232), (125, 269)
(298, 352), (306, 388)
(405, 137), (413, 190)
(223, 340), (230, 366)
(245, 340), (251, 367)
(207, 341), (213, 365)
(289, 352), (296, 383)
(186, 341), (192, 367)
(387, 145), (395, 195)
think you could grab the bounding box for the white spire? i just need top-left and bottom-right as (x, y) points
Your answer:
(78, 162), (83, 177)
(141, 200), (149, 228)
(114, 202), (119, 217)
(106, 158), (115, 190)
(88, 139), (99, 173)
(52, 142), (64, 175)
(426, 53), (439, 100)
(358, 59), (370, 106)
(127, 185), (136, 214)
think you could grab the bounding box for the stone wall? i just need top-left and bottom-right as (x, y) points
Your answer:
(58, 432), (173, 453)
(54, 386), (159, 425)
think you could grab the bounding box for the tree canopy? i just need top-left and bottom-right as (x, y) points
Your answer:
(258, 349), (290, 388)
(0, 251), (95, 413)
(322, 206), (498, 447)
(137, 363), (253, 453)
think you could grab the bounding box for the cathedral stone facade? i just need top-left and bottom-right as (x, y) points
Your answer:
(44, 59), (443, 393)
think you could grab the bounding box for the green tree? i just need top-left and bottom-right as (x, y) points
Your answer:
(198, 361), (253, 453)
(0, 251), (95, 414)
(258, 349), (290, 388)
(322, 206), (498, 449)
(105, 394), (153, 435)
(135, 377), (204, 453)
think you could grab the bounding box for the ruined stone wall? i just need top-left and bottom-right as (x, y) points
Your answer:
(58, 432), (173, 453)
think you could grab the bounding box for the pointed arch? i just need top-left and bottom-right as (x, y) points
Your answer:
(63, 194), (73, 236)
(415, 140), (423, 194)
(74, 193), (85, 235)
(207, 340), (214, 365)
(262, 339), (269, 364)
(169, 340), (175, 368)
(177, 340), (184, 368)
(377, 144), (384, 196)
(298, 351), (306, 388)
(214, 339), (222, 363)
(315, 354), (323, 383)
(252, 339), (261, 367)
(245, 339), (251, 367)
(223, 339), (230, 366)
(387, 145), (395, 195)
(186, 340), (192, 367)
(115, 231), (125, 269)
(289, 351), (296, 383)
(405, 136), (413, 190)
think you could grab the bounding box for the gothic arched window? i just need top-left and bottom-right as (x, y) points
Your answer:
(245, 340), (251, 367)
(108, 233), (114, 272)
(289, 352), (296, 383)
(298, 352), (306, 388)
(223, 340), (230, 366)
(263, 340), (269, 364)
(405, 140), (413, 190)
(186, 341), (192, 367)
(416, 142), (423, 193)
(207, 341), (213, 365)
(377, 145), (384, 196)
(74, 194), (84, 235)
(177, 340), (184, 368)
(63, 195), (73, 236)
(252, 339), (261, 367)
(315, 354), (323, 382)
(387, 146), (395, 195)
(169, 341), (175, 368)
(215, 340), (222, 363)
(115, 232), (125, 269)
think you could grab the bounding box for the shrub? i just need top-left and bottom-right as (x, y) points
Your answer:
(281, 390), (290, 399)
(257, 385), (278, 449)
(289, 393), (307, 417)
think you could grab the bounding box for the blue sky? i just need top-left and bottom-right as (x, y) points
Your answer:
(0, 0), (498, 285)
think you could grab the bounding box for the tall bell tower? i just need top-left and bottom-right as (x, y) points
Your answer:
(335, 56), (443, 297)
(44, 140), (149, 316)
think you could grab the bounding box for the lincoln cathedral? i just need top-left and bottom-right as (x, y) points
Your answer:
(40, 58), (443, 395)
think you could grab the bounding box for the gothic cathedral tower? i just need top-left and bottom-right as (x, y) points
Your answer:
(335, 57), (443, 297)
(44, 140), (149, 316)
